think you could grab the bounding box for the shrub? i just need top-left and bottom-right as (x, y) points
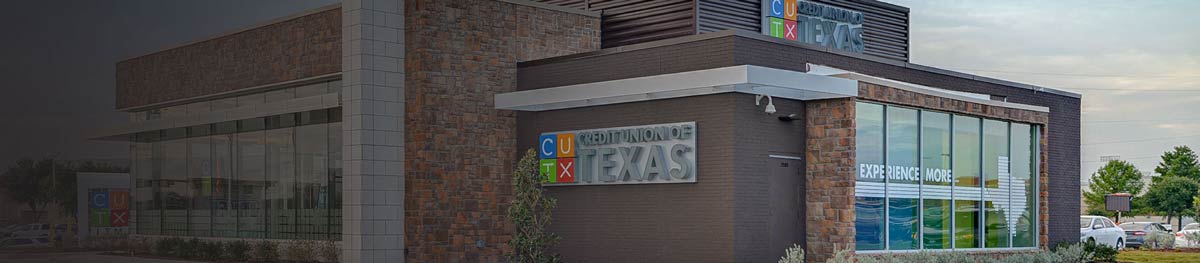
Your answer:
(199, 241), (225, 261)
(505, 149), (561, 263)
(286, 240), (318, 262)
(1143, 231), (1176, 249)
(176, 237), (202, 259)
(130, 237), (153, 255)
(154, 237), (184, 257)
(228, 240), (252, 262)
(1186, 231), (1200, 247)
(1083, 239), (1119, 262)
(777, 244), (804, 263)
(318, 239), (341, 263)
(1054, 242), (1093, 263)
(254, 240), (280, 262)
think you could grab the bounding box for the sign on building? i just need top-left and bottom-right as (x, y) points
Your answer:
(89, 188), (130, 228)
(538, 122), (697, 186)
(763, 0), (865, 53)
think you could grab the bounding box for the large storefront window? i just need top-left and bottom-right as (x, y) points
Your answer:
(854, 102), (1038, 251)
(132, 109), (342, 240)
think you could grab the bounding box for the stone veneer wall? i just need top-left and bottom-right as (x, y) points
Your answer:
(116, 7), (341, 109)
(804, 98), (857, 262)
(403, 0), (599, 262)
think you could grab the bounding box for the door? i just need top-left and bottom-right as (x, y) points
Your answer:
(768, 158), (803, 256)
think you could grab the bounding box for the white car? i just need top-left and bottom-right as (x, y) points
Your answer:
(0, 236), (50, 248)
(1176, 223), (1200, 248)
(1081, 216), (1125, 249)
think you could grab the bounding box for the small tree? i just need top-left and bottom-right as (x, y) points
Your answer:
(0, 158), (55, 222)
(506, 149), (560, 263)
(1155, 146), (1200, 181)
(1143, 176), (1200, 230)
(1083, 160), (1145, 217)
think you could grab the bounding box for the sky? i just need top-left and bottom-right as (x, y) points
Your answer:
(886, 0), (1200, 184)
(1, 0), (1198, 186)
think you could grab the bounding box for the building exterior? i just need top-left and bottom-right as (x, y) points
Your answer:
(95, 0), (1080, 262)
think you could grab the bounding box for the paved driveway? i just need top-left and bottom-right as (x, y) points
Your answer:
(0, 251), (198, 263)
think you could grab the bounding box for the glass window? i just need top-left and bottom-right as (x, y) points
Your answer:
(134, 132), (160, 235)
(160, 128), (189, 236)
(921, 111), (952, 249)
(1012, 123), (1036, 247)
(212, 122), (237, 237)
(952, 116), (981, 249)
(266, 126), (296, 239)
(855, 102), (885, 251)
(1080, 218), (1092, 228)
(188, 125), (212, 237)
(886, 107), (919, 250)
(329, 110), (343, 239)
(237, 119), (266, 238)
(297, 110), (329, 239)
(983, 120), (1009, 247)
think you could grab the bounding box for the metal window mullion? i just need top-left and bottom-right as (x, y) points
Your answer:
(917, 110), (924, 250)
(882, 105), (890, 251)
(978, 119), (984, 249)
(1007, 122), (1013, 248)
(948, 115), (955, 251)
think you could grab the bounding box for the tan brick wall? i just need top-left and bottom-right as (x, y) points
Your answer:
(403, 0), (599, 262)
(804, 98), (857, 262)
(115, 7), (341, 109)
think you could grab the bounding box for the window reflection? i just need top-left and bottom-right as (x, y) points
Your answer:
(133, 109), (342, 241)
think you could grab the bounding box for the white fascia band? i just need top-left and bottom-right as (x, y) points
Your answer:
(496, 65), (859, 111)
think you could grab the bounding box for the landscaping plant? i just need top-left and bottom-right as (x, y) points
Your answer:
(777, 244), (804, 263)
(254, 240), (281, 262)
(318, 239), (341, 263)
(228, 240), (252, 262)
(286, 240), (318, 262)
(199, 240), (225, 261)
(505, 149), (561, 263)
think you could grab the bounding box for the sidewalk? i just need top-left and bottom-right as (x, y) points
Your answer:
(0, 251), (199, 263)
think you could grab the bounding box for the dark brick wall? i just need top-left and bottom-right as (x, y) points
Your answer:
(115, 7), (341, 109)
(516, 93), (806, 262)
(403, 0), (599, 262)
(518, 32), (1081, 247)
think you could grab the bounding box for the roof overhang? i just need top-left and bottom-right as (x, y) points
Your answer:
(496, 65), (858, 111)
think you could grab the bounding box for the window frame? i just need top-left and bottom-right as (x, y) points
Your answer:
(854, 101), (1041, 253)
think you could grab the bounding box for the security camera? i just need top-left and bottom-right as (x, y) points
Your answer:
(756, 94), (776, 115)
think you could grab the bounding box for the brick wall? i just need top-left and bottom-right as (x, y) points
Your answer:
(115, 7), (341, 109)
(804, 98), (857, 262)
(403, 0), (599, 262)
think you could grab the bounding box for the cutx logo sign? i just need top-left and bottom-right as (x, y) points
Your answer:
(538, 122), (697, 186)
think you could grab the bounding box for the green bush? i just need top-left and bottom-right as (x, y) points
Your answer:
(176, 237), (201, 259)
(286, 240), (318, 262)
(1055, 241), (1093, 263)
(813, 243), (1094, 263)
(254, 240), (280, 262)
(1082, 239), (1119, 262)
(154, 237), (184, 257)
(1186, 231), (1200, 247)
(228, 240), (252, 262)
(318, 239), (340, 263)
(1144, 231), (1176, 249)
(199, 240), (225, 261)
(777, 244), (804, 263)
(505, 149), (561, 263)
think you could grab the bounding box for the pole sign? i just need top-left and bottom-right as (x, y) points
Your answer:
(538, 122), (697, 186)
(763, 0), (865, 53)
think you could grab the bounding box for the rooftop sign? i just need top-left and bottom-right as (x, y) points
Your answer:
(763, 0), (865, 53)
(538, 122), (697, 186)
